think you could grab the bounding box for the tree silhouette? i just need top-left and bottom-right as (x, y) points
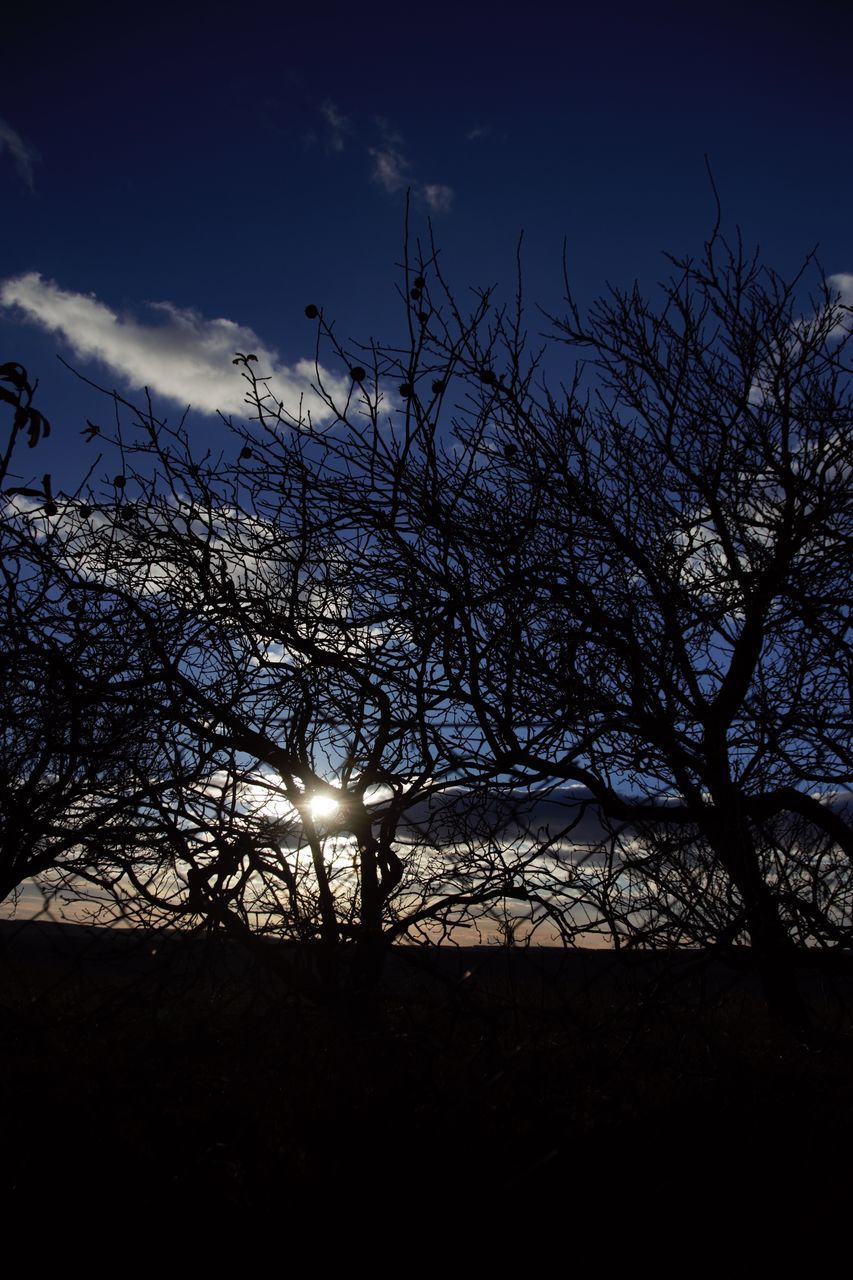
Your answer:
(36, 354), (568, 988)
(0, 365), (178, 908)
(512, 233), (853, 1023)
(9, 217), (852, 1022)
(289, 224), (852, 1021)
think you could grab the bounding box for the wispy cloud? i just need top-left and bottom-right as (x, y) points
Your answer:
(368, 130), (454, 211)
(0, 272), (349, 421)
(422, 182), (454, 213)
(327, 114), (451, 212)
(369, 144), (409, 194)
(313, 101), (456, 212)
(0, 118), (39, 190)
(320, 99), (350, 152)
(464, 124), (490, 142)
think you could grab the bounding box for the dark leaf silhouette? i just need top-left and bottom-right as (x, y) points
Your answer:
(27, 409), (50, 447)
(0, 362), (28, 390)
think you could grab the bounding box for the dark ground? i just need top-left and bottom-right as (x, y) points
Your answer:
(2, 920), (852, 1247)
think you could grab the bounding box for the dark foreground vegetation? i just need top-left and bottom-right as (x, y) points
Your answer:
(3, 921), (852, 1236)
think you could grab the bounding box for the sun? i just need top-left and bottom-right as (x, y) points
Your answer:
(309, 793), (340, 821)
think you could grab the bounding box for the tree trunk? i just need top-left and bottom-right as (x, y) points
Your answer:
(354, 834), (387, 987)
(706, 809), (812, 1035)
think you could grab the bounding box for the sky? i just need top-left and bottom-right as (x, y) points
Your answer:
(2, 0), (852, 493)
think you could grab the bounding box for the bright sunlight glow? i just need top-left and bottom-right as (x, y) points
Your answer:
(309, 794), (340, 821)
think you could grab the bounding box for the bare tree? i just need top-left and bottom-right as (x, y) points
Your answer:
(43, 354), (565, 985)
(280, 223), (852, 1023)
(353, 228), (852, 1021)
(555, 234), (849, 1008)
(17, 212), (850, 1024)
(0, 364), (179, 909)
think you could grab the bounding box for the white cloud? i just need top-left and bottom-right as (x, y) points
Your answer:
(827, 272), (853, 341)
(422, 182), (454, 213)
(0, 118), (39, 189)
(0, 272), (350, 421)
(828, 272), (853, 304)
(369, 144), (409, 194)
(747, 270), (853, 406)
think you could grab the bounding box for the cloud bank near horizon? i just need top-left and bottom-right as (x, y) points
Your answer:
(0, 271), (350, 421)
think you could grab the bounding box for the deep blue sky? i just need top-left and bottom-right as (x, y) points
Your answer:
(2, 0), (851, 489)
